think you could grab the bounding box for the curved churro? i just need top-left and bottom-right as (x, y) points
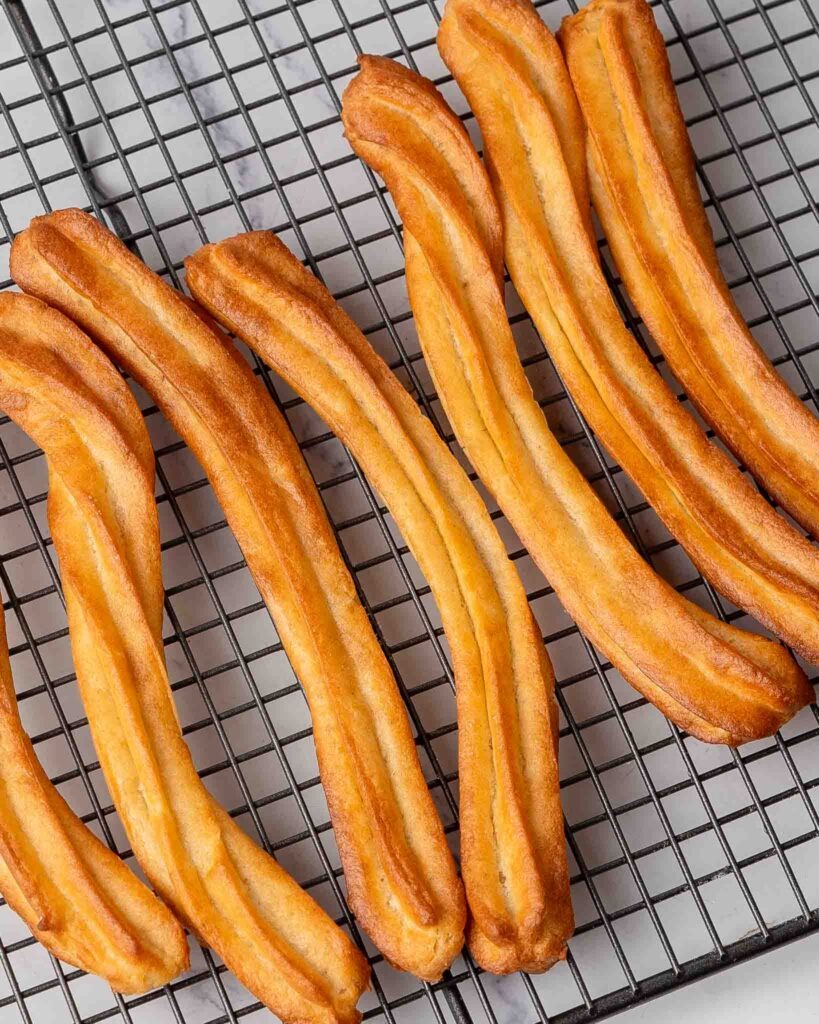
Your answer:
(438, 0), (819, 668)
(11, 209), (464, 985)
(560, 0), (819, 538)
(0, 286), (368, 1023)
(341, 55), (813, 745)
(184, 230), (572, 975)
(0, 560), (186, 993)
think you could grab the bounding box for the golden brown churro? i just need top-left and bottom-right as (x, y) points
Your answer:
(0, 493), (186, 994)
(341, 55), (812, 746)
(185, 229), (572, 975)
(561, 0), (819, 538)
(0, 281), (368, 1024)
(438, 0), (819, 668)
(11, 208), (464, 985)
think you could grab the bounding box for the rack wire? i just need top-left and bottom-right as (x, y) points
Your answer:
(0, 0), (817, 1021)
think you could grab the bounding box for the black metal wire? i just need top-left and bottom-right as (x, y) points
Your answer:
(0, 0), (817, 1022)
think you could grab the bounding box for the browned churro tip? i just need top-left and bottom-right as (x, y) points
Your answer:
(468, 919), (568, 977)
(343, 55), (505, 284)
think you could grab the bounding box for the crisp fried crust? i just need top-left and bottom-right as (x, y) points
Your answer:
(439, 0), (819, 668)
(10, 208), (464, 987)
(0, 529), (187, 993)
(559, 0), (819, 537)
(184, 229), (572, 976)
(0, 271), (369, 1024)
(340, 54), (812, 751)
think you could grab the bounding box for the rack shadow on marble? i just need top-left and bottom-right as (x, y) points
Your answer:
(0, 1), (818, 1023)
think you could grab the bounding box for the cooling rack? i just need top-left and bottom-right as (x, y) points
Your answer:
(0, 0), (818, 1021)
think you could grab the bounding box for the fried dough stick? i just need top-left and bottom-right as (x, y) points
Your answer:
(186, 229), (571, 974)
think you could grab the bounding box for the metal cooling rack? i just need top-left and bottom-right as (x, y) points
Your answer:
(0, 0), (817, 1021)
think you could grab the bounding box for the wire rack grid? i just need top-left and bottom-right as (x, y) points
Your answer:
(0, 0), (817, 1022)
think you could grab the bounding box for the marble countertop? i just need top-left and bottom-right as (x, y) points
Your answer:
(0, 0), (818, 1022)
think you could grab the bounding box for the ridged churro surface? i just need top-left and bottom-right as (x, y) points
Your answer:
(2, 260), (370, 1024)
(341, 54), (812, 748)
(186, 229), (572, 975)
(12, 208), (463, 986)
(0, 461), (187, 993)
(560, 0), (819, 537)
(438, 0), (819, 668)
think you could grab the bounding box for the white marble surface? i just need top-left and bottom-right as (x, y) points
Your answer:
(0, 0), (818, 1023)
